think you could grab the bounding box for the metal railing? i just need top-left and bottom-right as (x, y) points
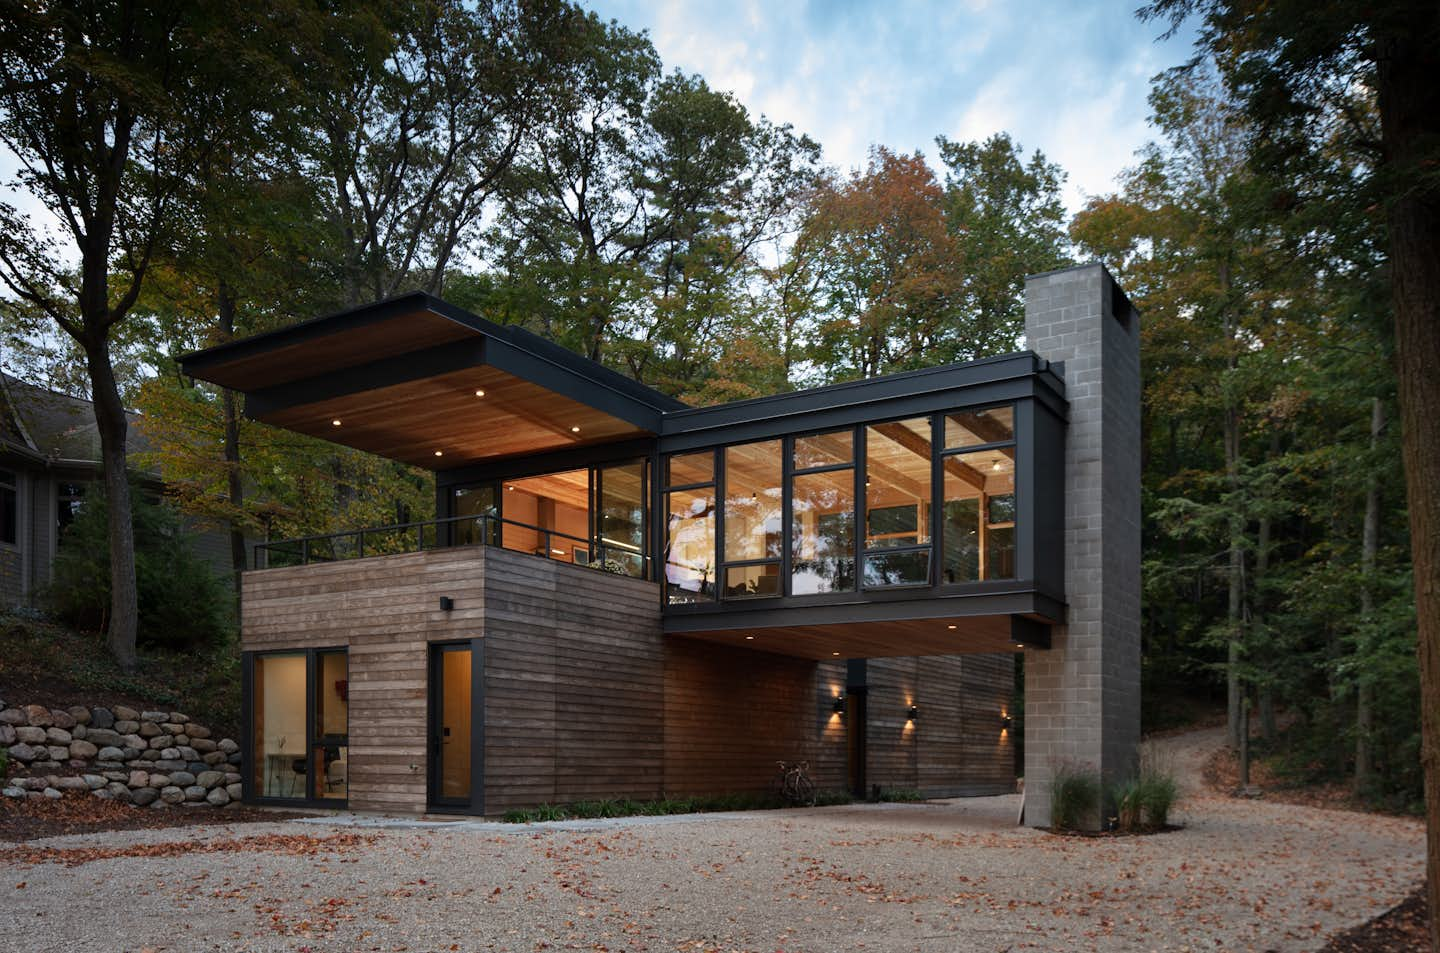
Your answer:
(254, 513), (648, 577)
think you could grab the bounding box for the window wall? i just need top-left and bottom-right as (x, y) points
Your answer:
(663, 403), (1020, 604)
(252, 650), (348, 801)
(449, 460), (649, 578)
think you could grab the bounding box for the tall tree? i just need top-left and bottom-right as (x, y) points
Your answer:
(1143, 1), (1440, 941)
(0, 1), (261, 668)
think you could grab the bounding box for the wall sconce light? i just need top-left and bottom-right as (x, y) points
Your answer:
(1001, 714), (1013, 731)
(833, 694), (846, 715)
(439, 596), (455, 612)
(906, 704), (919, 721)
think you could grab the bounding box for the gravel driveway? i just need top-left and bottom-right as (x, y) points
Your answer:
(1, 733), (1424, 952)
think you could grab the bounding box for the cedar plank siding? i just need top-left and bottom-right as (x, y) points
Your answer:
(242, 545), (1013, 815)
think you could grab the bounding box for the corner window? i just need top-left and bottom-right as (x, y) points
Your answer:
(723, 441), (782, 597)
(941, 406), (1017, 582)
(252, 650), (348, 802)
(791, 429), (855, 595)
(664, 451), (716, 604)
(862, 419), (932, 587)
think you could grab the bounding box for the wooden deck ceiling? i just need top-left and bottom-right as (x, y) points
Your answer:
(671, 614), (1027, 660)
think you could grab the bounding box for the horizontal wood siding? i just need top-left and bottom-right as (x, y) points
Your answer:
(483, 550), (664, 814)
(662, 639), (848, 797)
(865, 654), (1015, 797)
(241, 548), (487, 813)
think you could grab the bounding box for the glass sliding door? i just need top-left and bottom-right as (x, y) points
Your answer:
(250, 649), (348, 802)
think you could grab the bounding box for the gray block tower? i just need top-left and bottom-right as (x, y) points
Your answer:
(1022, 263), (1141, 829)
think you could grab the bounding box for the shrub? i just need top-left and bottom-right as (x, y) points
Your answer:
(814, 789), (853, 806)
(1139, 769), (1179, 828)
(45, 480), (233, 651)
(873, 787), (923, 803)
(1110, 777), (1145, 832)
(1050, 764), (1101, 830)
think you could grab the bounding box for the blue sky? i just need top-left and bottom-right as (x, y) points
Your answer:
(584, 0), (1198, 215)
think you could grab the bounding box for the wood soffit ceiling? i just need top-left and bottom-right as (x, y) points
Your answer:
(671, 614), (1024, 661)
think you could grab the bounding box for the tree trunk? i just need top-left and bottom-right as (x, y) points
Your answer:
(84, 338), (138, 672)
(217, 285), (248, 582)
(1255, 428), (1278, 742)
(1355, 397), (1383, 794)
(1225, 404), (1245, 751)
(1375, 17), (1440, 947)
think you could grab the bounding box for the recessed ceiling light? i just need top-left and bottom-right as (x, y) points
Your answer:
(331, 419), (342, 427)
(947, 624), (957, 630)
(571, 426), (581, 433)
(745, 635), (754, 640)
(434, 450), (443, 457)
(1015, 642), (1024, 649)
(475, 389), (486, 397)
(831, 651), (840, 656)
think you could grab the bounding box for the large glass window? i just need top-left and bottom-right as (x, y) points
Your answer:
(453, 485), (498, 546)
(0, 469), (15, 546)
(665, 451), (716, 604)
(253, 653), (308, 799)
(253, 650), (349, 802)
(502, 469), (589, 561)
(596, 461), (646, 577)
(942, 407), (1017, 582)
(724, 440), (782, 597)
(791, 429), (855, 595)
(863, 418), (933, 587)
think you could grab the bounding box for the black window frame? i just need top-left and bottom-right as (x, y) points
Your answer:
(241, 646), (350, 808)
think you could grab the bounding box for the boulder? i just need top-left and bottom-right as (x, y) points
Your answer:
(105, 782), (132, 802)
(169, 771), (197, 787)
(147, 773), (171, 788)
(173, 734), (189, 746)
(187, 725), (212, 740)
(227, 752), (242, 766)
(183, 785), (207, 802)
(44, 727), (72, 745)
(169, 712), (189, 724)
(90, 707), (114, 729)
(48, 708), (75, 729)
(131, 787), (159, 807)
(85, 728), (122, 748)
(46, 746), (69, 762)
(18, 777), (47, 791)
(2, 786), (24, 799)
(0, 709), (25, 726)
(69, 740), (98, 760)
(205, 786), (230, 806)
(91, 789), (112, 800)
(196, 770), (225, 789)
(23, 704), (52, 727)
(160, 722), (183, 734)
(42, 787), (62, 799)
(223, 772), (241, 784)
(52, 776), (88, 792)
(159, 785), (185, 804)
(81, 774), (106, 790)
(103, 770), (128, 782)
(202, 752), (227, 766)
(71, 724), (87, 740)
(121, 748), (145, 762)
(138, 721), (162, 738)
(177, 746), (199, 762)
(225, 783), (243, 800)
(112, 705), (138, 722)
(148, 735), (173, 751)
(119, 734), (145, 750)
(218, 738), (239, 754)
(67, 706), (92, 726)
(0, 724), (14, 746)
(126, 770), (148, 788)
(154, 760), (187, 772)
(15, 726), (45, 745)
(114, 720), (140, 734)
(186, 762), (209, 775)
(140, 711), (168, 724)
(190, 738), (218, 753)
(98, 746), (125, 762)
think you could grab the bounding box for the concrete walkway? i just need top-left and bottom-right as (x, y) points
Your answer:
(0, 731), (1425, 952)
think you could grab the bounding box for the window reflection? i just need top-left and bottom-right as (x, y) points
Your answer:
(791, 469), (854, 595)
(453, 485), (499, 546)
(723, 441), (782, 598)
(665, 488), (715, 603)
(596, 461), (646, 577)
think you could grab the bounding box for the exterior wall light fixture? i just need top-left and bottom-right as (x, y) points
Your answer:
(1001, 714), (1013, 731)
(907, 705), (918, 721)
(833, 694), (846, 715)
(439, 596), (455, 612)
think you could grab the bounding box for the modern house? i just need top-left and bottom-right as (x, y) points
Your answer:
(179, 263), (1140, 827)
(0, 373), (236, 604)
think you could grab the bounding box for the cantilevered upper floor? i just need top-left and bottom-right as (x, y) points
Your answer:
(180, 291), (1070, 659)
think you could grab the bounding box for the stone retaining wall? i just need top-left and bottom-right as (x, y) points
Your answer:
(0, 697), (242, 808)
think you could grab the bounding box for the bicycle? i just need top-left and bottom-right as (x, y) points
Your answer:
(776, 760), (816, 806)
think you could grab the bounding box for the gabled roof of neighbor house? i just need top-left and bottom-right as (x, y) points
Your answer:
(179, 292), (688, 470)
(0, 373), (152, 469)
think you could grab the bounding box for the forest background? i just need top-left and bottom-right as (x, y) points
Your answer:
(0, 0), (1426, 828)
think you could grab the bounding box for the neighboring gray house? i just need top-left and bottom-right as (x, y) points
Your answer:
(0, 373), (236, 605)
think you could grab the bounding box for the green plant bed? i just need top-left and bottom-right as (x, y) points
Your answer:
(499, 789), (854, 823)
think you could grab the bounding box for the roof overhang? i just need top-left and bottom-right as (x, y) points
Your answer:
(178, 292), (685, 469)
